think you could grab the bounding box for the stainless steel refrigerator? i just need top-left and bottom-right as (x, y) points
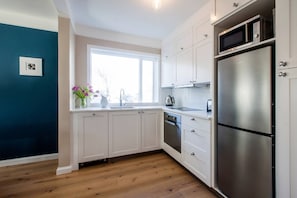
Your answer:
(217, 45), (274, 198)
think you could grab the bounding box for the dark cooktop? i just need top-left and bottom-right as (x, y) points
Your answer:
(167, 107), (203, 111)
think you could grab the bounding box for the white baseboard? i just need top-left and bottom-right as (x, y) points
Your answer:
(56, 165), (72, 175)
(0, 153), (58, 167)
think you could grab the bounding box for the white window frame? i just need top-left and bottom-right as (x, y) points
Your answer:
(87, 45), (160, 106)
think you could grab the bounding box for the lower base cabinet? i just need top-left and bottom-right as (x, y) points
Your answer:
(74, 109), (161, 166)
(182, 115), (211, 186)
(141, 110), (161, 152)
(109, 111), (141, 158)
(77, 112), (108, 163)
(109, 110), (161, 157)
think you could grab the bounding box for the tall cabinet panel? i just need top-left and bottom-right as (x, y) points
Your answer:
(276, 0), (297, 197)
(141, 110), (161, 152)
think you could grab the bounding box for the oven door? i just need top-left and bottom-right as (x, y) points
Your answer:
(164, 119), (181, 153)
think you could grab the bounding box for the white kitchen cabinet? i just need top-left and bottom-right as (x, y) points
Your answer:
(109, 110), (161, 158)
(182, 115), (211, 186)
(276, 0), (297, 196)
(161, 42), (177, 87)
(193, 39), (213, 84)
(193, 18), (212, 45)
(212, 0), (256, 22)
(176, 47), (194, 85)
(141, 110), (161, 152)
(77, 112), (108, 163)
(109, 111), (141, 157)
(276, 68), (297, 198)
(176, 29), (193, 53)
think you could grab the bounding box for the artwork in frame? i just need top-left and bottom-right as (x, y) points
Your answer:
(19, 56), (43, 76)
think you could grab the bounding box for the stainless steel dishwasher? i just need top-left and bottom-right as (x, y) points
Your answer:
(164, 112), (181, 153)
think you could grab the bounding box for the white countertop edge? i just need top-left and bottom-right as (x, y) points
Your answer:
(70, 106), (212, 120)
(70, 106), (163, 112)
(162, 108), (212, 120)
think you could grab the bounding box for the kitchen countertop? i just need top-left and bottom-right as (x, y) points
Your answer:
(71, 106), (212, 120)
(163, 107), (212, 120)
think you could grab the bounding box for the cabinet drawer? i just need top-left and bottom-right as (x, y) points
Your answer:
(183, 142), (210, 183)
(183, 124), (210, 150)
(182, 115), (210, 131)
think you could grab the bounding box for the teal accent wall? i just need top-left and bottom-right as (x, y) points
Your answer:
(0, 23), (58, 160)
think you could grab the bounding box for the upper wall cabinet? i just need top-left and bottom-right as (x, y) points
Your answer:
(161, 1), (213, 87)
(276, 0), (296, 70)
(211, 0), (274, 26)
(193, 17), (212, 45)
(213, 0), (256, 22)
(193, 17), (213, 84)
(161, 42), (177, 87)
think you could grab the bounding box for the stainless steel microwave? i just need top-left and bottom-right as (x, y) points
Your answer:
(218, 15), (273, 54)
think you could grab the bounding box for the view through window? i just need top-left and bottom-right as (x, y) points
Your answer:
(89, 47), (159, 106)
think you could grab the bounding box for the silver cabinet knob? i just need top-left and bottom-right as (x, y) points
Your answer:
(278, 72), (287, 77)
(191, 152), (195, 156)
(279, 61), (287, 67)
(204, 34), (208, 38)
(233, 2), (239, 7)
(191, 129), (196, 133)
(191, 118), (196, 121)
(92, 113), (96, 116)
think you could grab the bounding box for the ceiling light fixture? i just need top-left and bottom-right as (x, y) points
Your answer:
(153, 0), (162, 10)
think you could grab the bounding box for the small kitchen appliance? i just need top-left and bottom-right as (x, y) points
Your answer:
(207, 99), (212, 112)
(165, 95), (175, 106)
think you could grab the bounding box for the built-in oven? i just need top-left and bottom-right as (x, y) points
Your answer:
(164, 112), (181, 153)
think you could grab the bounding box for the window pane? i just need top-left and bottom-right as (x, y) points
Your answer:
(142, 60), (154, 103)
(91, 53), (139, 103)
(89, 47), (159, 105)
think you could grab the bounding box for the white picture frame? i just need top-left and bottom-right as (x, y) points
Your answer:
(19, 56), (43, 76)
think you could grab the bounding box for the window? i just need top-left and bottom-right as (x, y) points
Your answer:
(89, 46), (160, 106)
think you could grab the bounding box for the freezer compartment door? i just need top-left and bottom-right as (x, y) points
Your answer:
(217, 125), (273, 198)
(217, 46), (272, 134)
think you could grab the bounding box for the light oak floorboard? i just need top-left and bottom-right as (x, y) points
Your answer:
(0, 152), (218, 198)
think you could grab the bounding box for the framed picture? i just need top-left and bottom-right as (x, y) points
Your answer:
(19, 56), (43, 76)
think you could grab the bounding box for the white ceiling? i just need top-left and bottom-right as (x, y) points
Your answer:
(54, 0), (209, 40)
(0, 0), (209, 40)
(0, 0), (58, 31)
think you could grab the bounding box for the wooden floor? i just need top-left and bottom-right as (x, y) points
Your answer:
(0, 152), (218, 198)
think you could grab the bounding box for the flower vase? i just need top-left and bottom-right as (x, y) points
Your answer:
(80, 98), (87, 108)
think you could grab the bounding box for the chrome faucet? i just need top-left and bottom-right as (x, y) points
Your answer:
(119, 88), (125, 106)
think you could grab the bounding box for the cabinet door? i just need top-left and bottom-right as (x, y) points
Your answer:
(176, 29), (193, 53)
(213, 0), (255, 22)
(193, 41), (213, 84)
(109, 111), (141, 157)
(276, 68), (297, 198)
(193, 18), (212, 45)
(141, 110), (161, 152)
(276, 0), (297, 197)
(276, 0), (297, 70)
(78, 112), (108, 163)
(161, 54), (176, 87)
(176, 48), (194, 85)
